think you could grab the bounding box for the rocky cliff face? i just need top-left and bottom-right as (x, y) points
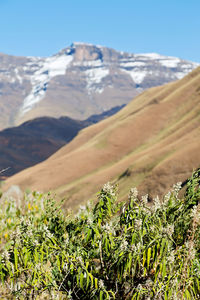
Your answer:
(0, 43), (198, 129)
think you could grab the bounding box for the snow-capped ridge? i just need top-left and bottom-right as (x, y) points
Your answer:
(21, 52), (73, 115)
(17, 42), (199, 117)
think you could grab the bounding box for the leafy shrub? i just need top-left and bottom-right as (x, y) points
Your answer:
(0, 171), (199, 299)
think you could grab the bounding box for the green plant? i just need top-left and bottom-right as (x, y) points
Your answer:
(0, 171), (199, 299)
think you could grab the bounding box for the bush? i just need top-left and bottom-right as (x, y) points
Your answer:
(0, 171), (199, 299)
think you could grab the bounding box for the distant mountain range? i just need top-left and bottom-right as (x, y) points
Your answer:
(0, 105), (124, 178)
(0, 42), (198, 129)
(4, 67), (200, 210)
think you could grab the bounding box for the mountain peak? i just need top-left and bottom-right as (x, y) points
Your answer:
(0, 43), (199, 130)
(58, 42), (105, 62)
(71, 41), (99, 47)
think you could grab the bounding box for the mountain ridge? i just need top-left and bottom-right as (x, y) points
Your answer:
(0, 105), (124, 178)
(4, 67), (200, 209)
(0, 42), (198, 130)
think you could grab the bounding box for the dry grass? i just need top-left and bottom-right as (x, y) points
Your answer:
(4, 67), (200, 210)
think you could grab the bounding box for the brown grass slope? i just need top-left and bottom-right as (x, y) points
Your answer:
(0, 105), (124, 179)
(4, 67), (200, 209)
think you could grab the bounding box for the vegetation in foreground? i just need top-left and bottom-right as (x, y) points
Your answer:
(0, 171), (200, 299)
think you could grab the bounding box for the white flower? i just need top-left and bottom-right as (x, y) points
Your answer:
(33, 239), (39, 246)
(172, 182), (182, 196)
(163, 224), (174, 236)
(120, 240), (128, 251)
(191, 205), (197, 217)
(136, 242), (142, 251)
(2, 250), (10, 261)
(168, 251), (175, 263)
(145, 278), (153, 288)
(27, 229), (33, 237)
(102, 182), (115, 196)
(153, 196), (161, 210)
(35, 263), (42, 270)
(131, 244), (137, 252)
(189, 249), (196, 260)
(63, 263), (68, 271)
(135, 219), (142, 230)
(76, 256), (83, 265)
(99, 279), (104, 289)
(137, 283), (143, 291)
(129, 187), (138, 200)
(164, 191), (171, 203)
(87, 216), (93, 225)
(141, 194), (148, 205)
(185, 241), (196, 260)
(102, 222), (112, 234)
(79, 205), (86, 211)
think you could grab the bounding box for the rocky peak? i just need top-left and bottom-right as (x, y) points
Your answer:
(0, 42), (199, 130)
(72, 43), (103, 61)
(59, 42), (122, 63)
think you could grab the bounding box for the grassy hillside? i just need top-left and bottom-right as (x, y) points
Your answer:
(0, 105), (124, 179)
(0, 171), (200, 299)
(4, 67), (200, 210)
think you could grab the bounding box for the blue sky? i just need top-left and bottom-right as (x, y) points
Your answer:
(0, 0), (199, 62)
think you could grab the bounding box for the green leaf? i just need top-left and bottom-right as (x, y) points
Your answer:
(86, 273), (89, 289)
(143, 250), (146, 267)
(14, 248), (18, 272)
(162, 261), (166, 279)
(79, 272), (84, 290)
(95, 277), (98, 289)
(100, 290), (104, 300)
(185, 289), (191, 300)
(147, 247), (151, 269)
(56, 256), (61, 272)
(88, 272), (94, 288)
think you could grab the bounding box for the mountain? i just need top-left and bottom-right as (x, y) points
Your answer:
(4, 67), (200, 209)
(0, 105), (124, 178)
(0, 43), (198, 130)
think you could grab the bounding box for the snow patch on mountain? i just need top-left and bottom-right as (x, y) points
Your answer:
(136, 53), (166, 60)
(159, 58), (181, 68)
(119, 53), (199, 84)
(20, 54), (73, 115)
(121, 69), (147, 84)
(84, 66), (109, 94)
(120, 61), (146, 68)
(73, 59), (103, 67)
(14, 69), (23, 84)
(82, 60), (103, 67)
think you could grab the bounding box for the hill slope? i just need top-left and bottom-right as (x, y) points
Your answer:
(0, 105), (124, 178)
(0, 43), (198, 130)
(4, 67), (200, 209)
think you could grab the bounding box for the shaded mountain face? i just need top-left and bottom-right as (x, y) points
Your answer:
(0, 43), (198, 130)
(0, 105), (124, 178)
(4, 67), (200, 210)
